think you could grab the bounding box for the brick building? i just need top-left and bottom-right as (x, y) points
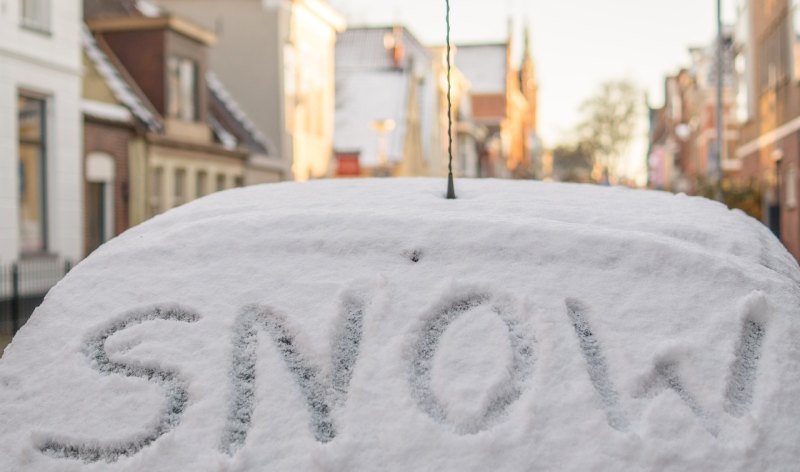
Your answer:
(81, 25), (160, 254)
(736, 0), (800, 261)
(154, 0), (344, 181)
(455, 25), (539, 179)
(81, 1), (276, 254)
(647, 32), (740, 194)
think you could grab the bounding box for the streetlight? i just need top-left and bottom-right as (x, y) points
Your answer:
(370, 119), (396, 177)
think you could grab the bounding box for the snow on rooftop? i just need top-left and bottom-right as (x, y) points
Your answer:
(81, 26), (161, 133)
(335, 27), (439, 166)
(0, 179), (798, 471)
(209, 115), (238, 151)
(206, 72), (272, 156)
(336, 27), (432, 73)
(81, 100), (133, 124)
(135, 0), (162, 18)
(455, 44), (508, 94)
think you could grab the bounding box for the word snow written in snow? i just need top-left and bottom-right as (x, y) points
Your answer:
(38, 289), (769, 463)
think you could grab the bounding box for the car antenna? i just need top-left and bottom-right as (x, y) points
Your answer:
(445, 0), (456, 199)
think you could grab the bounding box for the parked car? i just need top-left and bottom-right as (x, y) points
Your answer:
(1, 179), (798, 471)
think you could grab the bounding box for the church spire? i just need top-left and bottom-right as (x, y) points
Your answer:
(519, 21), (538, 133)
(523, 22), (531, 57)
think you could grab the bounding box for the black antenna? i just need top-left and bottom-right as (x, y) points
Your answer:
(445, 0), (456, 199)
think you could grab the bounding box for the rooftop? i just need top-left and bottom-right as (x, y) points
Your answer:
(454, 43), (508, 94)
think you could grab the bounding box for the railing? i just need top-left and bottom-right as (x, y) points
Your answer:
(0, 258), (71, 356)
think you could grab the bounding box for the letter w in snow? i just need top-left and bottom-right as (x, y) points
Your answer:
(565, 292), (768, 436)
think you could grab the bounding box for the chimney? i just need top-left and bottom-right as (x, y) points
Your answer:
(383, 25), (405, 68)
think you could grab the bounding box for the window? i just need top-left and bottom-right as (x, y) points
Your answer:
(793, 0), (800, 80)
(20, 0), (50, 33)
(196, 171), (208, 197)
(667, 78), (681, 121)
(735, 53), (750, 123)
(234, 176), (244, 188)
(167, 57), (198, 121)
(216, 174), (226, 192)
(85, 153), (116, 253)
(761, 20), (790, 90)
(284, 45), (296, 132)
(174, 169), (187, 206)
(735, 1), (754, 122)
(18, 95), (47, 254)
(149, 167), (163, 216)
(787, 166), (798, 210)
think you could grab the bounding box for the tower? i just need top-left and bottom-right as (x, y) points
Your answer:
(520, 25), (538, 132)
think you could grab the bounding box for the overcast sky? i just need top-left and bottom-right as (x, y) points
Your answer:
(329, 0), (739, 181)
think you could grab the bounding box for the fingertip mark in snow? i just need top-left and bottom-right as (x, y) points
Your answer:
(564, 298), (628, 432)
(637, 361), (720, 437)
(38, 305), (200, 463)
(632, 296), (770, 436)
(402, 249), (424, 263)
(410, 291), (534, 435)
(724, 293), (768, 418)
(331, 294), (367, 402)
(222, 294), (366, 455)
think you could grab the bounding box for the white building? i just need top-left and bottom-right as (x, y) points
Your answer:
(156, 0), (345, 181)
(334, 26), (439, 177)
(0, 0), (83, 263)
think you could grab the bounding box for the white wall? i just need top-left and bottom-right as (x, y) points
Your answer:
(157, 0), (291, 175)
(158, 0), (344, 181)
(0, 0), (83, 263)
(288, 0), (339, 179)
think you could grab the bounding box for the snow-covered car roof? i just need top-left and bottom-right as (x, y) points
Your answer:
(1, 179), (798, 471)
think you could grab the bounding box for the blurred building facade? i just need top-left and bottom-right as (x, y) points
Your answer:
(551, 143), (594, 183)
(81, 25), (159, 254)
(736, 0), (800, 260)
(431, 46), (480, 178)
(0, 0), (84, 264)
(155, 0), (345, 181)
(82, 2), (273, 253)
(647, 29), (740, 194)
(334, 26), (439, 177)
(455, 25), (540, 179)
(649, 0), (800, 262)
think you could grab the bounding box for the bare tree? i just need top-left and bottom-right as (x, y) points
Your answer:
(576, 80), (641, 180)
(552, 143), (594, 183)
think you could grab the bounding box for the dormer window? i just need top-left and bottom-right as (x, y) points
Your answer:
(20, 0), (50, 33)
(167, 56), (198, 121)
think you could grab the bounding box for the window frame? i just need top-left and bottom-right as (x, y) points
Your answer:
(149, 167), (164, 217)
(174, 168), (187, 206)
(19, 0), (51, 34)
(85, 152), (117, 250)
(167, 56), (199, 122)
(793, 0), (800, 81)
(17, 93), (49, 256)
(196, 170), (208, 198)
(786, 165), (798, 209)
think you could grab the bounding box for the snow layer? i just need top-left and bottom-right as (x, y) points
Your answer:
(1, 179), (798, 471)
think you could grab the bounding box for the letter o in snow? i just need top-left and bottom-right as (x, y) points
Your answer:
(410, 293), (534, 434)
